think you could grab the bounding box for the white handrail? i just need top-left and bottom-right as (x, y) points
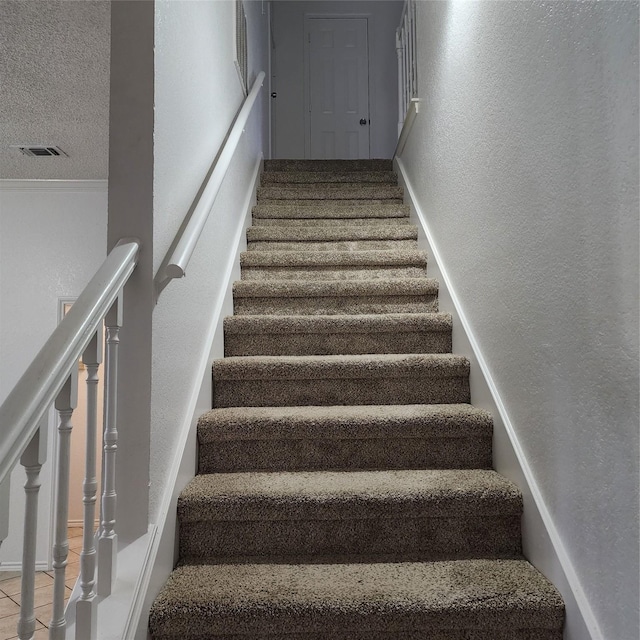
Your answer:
(159, 70), (265, 284)
(0, 238), (140, 488)
(394, 98), (422, 158)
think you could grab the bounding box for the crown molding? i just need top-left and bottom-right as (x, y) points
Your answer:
(0, 179), (107, 192)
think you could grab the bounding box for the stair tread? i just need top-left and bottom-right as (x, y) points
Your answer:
(261, 171), (398, 183)
(213, 353), (469, 380)
(233, 278), (438, 298)
(178, 468), (521, 522)
(149, 559), (564, 637)
(224, 312), (450, 335)
(247, 225), (417, 242)
(198, 403), (489, 441)
(240, 249), (426, 267)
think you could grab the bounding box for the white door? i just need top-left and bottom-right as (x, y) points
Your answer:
(306, 18), (370, 159)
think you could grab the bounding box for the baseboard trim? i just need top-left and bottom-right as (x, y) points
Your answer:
(0, 561), (48, 571)
(395, 156), (602, 640)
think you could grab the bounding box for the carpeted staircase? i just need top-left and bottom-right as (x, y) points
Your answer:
(149, 159), (564, 639)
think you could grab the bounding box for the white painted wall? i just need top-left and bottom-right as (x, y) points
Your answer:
(0, 182), (107, 566)
(399, 3), (639, 639)
(150, 0), (270, 524)
(271, 0), (403, 159)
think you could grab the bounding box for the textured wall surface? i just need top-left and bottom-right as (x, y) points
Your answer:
(272, 0), (403, 159)
(0, 183), (107, 564)
(401, 2), (639, 639)
(151, 0), (270, 522)
(0, 1), (110, 179)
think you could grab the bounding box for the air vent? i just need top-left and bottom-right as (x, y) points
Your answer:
(11, 145), (68, 158)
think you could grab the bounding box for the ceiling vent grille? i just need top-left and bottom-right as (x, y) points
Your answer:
(12, 145), (68, 158)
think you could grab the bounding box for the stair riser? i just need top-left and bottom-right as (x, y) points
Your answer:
(257, 186), (404, 201)
(179, 516), (521, 561)
(253, 203), (409, 218)
(233, 295), (438, 316)
(247, 239), (418, 251)
(264, 159), (393, 172)
(252, 217), (411, 226)
(151, 630), (562, 640)
(213, 376), (470, 408)
(257, 198), (405, 206)
(224, 330), (451, 356)
(199, 436), (492, 473)
(240, 265), (427, 281)
(261, 171), (398, 184)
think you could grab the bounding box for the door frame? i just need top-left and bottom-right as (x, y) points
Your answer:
(303, 12), (375, 159)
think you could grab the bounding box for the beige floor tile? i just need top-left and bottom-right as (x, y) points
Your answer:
(33, 586), (72, 628)
(67, 549), (81, 561)
(68, 527), (83, 539)
(13, 583), (55, 609)
(0, 597), (19, 620)
(0, 611), (44, 639)
(0, 573), (53, 598)
(33, 601), (53, 627)
(68, 536), (84, 552)
(65, 574), (81, 590)
(0, 574), (20, 585)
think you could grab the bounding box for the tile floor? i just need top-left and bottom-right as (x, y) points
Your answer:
(0, 527), (81, 640)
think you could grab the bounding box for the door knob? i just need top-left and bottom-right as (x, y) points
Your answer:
(359, 118), (368, 126)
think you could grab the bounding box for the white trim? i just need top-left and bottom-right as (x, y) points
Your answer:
(395, 156), (602, 640)
(121, 526), (158, 639)
(127, 154), (263, 640)
(0, 180), (107, 192)
(66, 520), (100, 528)
(0, 561), (49, 571)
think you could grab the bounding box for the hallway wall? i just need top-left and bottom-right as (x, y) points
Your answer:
(271, 0), (403, 159)
(0, 182), (107, 566)
(150, 0), (271, 523)
(400, 2), (639, 639)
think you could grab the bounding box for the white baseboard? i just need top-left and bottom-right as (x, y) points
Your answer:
(67, 519), (100, 528)
(0, 561), (49, 572)
(395, 157), (601, 640)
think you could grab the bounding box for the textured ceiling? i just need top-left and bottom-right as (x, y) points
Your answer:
(0, 0), (110, 180)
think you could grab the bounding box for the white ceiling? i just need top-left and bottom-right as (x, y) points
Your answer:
(0, 0), (110, 180)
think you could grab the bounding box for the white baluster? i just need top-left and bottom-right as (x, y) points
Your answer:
(410, 0), (418, 98)
(16, 425), (47, 640)
(76, 329), (103, 639)
(401, 24), (408, 119)
(396, 26), (404, 136)
(97, 296), (122, 596)
(49, 373), (78, 640)
(0, 477), (9, 550)
(407, 6), (413, 101)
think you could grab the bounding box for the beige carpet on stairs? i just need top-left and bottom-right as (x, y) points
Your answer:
(149, 159), (564, 639)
